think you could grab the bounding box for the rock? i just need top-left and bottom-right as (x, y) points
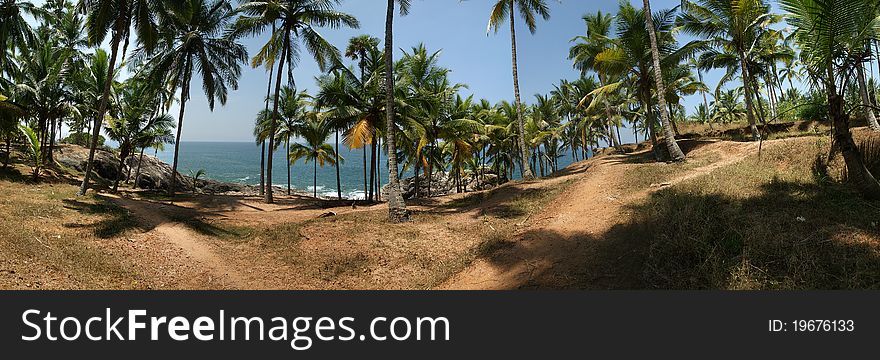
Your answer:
(382, 171), (503, 200)
(55, 144), (256, 195)
(55, 144), (122, 181)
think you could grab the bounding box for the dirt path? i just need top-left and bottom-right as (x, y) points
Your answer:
(111, 196), (250, 289)
(440, 140), (762, 290)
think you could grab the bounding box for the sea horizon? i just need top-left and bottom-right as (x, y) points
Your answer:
(146, 141), (582, 199)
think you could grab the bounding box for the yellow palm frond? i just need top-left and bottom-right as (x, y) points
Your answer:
(344, 118), (373, 149)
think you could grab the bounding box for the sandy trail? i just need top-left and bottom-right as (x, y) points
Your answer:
(440, 140), (762, 290)
(111, 196), (250, 289)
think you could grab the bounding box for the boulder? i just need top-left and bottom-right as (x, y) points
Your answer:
(55, 144), (255, 194)
(383, 171), (502, 200)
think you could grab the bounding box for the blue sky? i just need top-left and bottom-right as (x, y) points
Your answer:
(31, 0), (800, 143)
(181, 0), (697, 142)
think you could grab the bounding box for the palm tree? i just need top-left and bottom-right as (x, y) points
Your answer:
(275, 86), (311, 196)
(105, 78), (175, 192)
(233, 0), (359, 204)
(487, 0), (550, 180)
(643, 0), (685, 162)
(136, 0), (247, 195)
(17, 124), (42, 179)
(132, 124), (174, 187)
(679, 0), (776, 141)
(76, 0), (168, 196)
(782, 0), (880, 198)
(569, 11), (622, 151)
(0, 0), (38, 74)
(315, 68), (363, 200)
(345, 35), (381, 201)
(382, 0), (412, 222)
(289, 116), (339, 198)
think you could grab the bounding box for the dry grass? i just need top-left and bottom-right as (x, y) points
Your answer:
(630, 136), (880, 289)
(0, 165), (146, 289)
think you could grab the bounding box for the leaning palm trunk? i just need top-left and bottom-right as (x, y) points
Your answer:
(168, 58), (193, 196)
(384, 0), (410, 222)
(827, 69), (880, 199)
(79, 17), (124, 196)
(509, 8), (535, 180)
(856, 62), (880, 131)
(643, 0), (685, 162)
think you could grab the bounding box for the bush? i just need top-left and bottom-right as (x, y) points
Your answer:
(63, 132), (105, 147)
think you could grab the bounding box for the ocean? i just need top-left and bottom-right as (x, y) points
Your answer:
(152, 141), (581, 200)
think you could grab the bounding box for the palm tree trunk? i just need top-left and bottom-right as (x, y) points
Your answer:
(133, 147), (145, 189)
(265, 27), (291, 204)
(414, 153), (420, 198)
(739, 54), (762, 141)
(314, 160), (318, 198)
(827, 66), (880, 198)
(260, 141), (266, 196)
(113, 152), (125, 193)
(335, 129), (342, 200)
(369, 136), (376, 201)
(362, 144), (368, 201)
(168, 57), (194, 196)
(261, 23), (276, 197)
(48, 117), (56, 163)
(643, 0), (685, 162)
(376, 136), (382, 201)
(508, 6), (535, 180)
(857, 62), (880, 131)
(287, 134), (291, 196)
(79, 10), (125, 196)
(537, 147), (545, 177)
(384, 0), (409, 222)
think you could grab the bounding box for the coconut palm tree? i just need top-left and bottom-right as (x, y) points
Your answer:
(132, 123), (174, 188)
(781, 0), (880, 198)
(289, 116), (339, 198)
(135, 0), (247, 195)
(17, 124), (41, 179)
(275, 86), (311, 196)
(232, 0), (359, 204)
(679, 0), (777, 141)
(345, 35), (381, 201)
(569, 11), (623, 151)
(487, 0), (550, 180)
(383, 0), (412, 222)
(105, 77), (175, 192)
(315, 68), (363, 200)
(76, 0), (169, 196)
(0, 0), (39, 74)
(643, 0), (685, 161)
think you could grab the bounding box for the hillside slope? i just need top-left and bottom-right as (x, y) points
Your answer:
(2, 135), (879, 290)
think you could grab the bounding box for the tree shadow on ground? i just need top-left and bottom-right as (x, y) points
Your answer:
(475, 178), (880, 290)
(61, 198), (143, 239)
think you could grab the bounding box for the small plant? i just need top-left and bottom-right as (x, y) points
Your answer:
(189, 169), (206, 194)
(18, 124), (42, 180)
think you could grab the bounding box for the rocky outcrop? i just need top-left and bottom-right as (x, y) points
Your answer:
(54, 144), (256, 194)
(383, 171), (502, 200)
